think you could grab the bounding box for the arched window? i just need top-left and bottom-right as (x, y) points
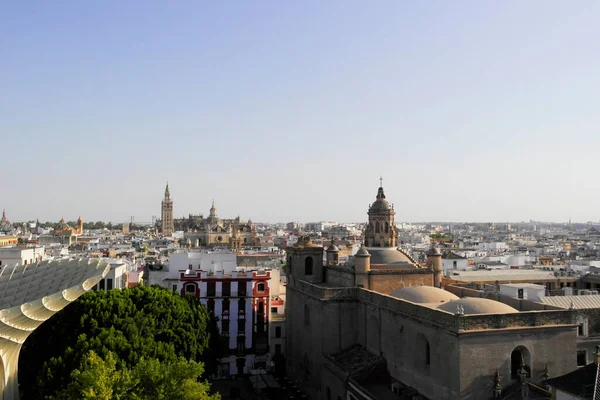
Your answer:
(385, 222), (389, 233)
(305, 257), (313, 275)
(416, 333), (431, 369)
(375, 222), (380, 233)
(304, 304), (310, 327)
(511, 346), (531, 379)
(185, 284), (195, 294)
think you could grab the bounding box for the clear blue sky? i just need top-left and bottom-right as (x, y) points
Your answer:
(2, 1), (599, 223)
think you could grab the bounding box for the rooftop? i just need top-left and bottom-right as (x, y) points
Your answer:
(538, 295), (600, 310)
(448, 270), (574, 282)
(501, 283), (546, 289)
(546, 362), (597, 399)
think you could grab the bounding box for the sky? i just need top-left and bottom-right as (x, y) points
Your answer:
(2, 1), (600, 224)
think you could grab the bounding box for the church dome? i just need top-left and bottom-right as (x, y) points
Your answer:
(367, 247), (413, 265)
(390, 286), (459, 304)
(369, 187), (391, 213)
(438, 298), (519, 315)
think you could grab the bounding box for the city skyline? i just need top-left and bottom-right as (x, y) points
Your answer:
(3, 2), (600, 223)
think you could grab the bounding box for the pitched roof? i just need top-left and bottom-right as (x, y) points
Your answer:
(546, 362), (597, 399)
(538, 295), (600, 310)
(443, 252), (466, 260)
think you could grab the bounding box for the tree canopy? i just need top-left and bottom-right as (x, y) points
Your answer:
(52, 351), (218, 400)
(19, 286), (220, 399)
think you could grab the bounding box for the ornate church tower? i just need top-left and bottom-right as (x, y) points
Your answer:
(161, 183), (174, 236)
(364, 179), (398, 247)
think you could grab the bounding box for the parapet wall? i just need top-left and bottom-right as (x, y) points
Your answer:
(290, 279), (577, 334)
(445, 284), (565, 311)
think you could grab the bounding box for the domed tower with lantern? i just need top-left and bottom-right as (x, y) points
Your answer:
(364, 178), (398, 248)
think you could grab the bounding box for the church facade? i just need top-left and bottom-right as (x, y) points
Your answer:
(158, 183), (259, 248)
(285, 184), (578, 400)
(177, 203), (260, 249)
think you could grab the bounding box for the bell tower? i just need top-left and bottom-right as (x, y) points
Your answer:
(364, 178), (398, 248)
(161, 182), (174, 236)
(286, 236), (324, 285)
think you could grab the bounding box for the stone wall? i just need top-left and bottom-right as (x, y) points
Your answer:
(458, 328), (577, 399)
(326, 266), (355, 288)
(285, 279), (358, 399)
(286, 278), (579, 400)
(369, 270), (433, 294)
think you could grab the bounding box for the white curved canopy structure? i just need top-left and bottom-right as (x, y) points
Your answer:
(0, 258), (109, 400)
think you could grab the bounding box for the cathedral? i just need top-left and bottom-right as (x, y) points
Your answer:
(285, 183), (577, 400)
(159, 183), (260, 249)
(0, 210), (11, 233)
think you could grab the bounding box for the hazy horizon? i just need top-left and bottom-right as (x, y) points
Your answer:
(3, 2), (600, 223)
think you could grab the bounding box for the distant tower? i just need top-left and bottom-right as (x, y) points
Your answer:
(76, 216), (83, 235)
(364, 178), (398, 248)
(161, 183), (174, 236)
(426, 245), (443, 288)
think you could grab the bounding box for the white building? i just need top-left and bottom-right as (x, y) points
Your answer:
(0, 246), (45, 267)
(441, 252), (469, 271)
(499, 283), (546, 302)
(156, 250), (278, 377)
(91, 261), (128, 291)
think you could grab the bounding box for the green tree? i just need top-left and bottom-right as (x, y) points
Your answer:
(53, 350), (219, 400)
(20, 286), (220, 399)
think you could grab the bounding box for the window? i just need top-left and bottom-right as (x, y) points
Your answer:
(207, 282), (216, 297)
(207, 299), (215, 314)
(257, 283), (265, 292)
(385, 222), (389, 233)
(275, 327), (281, 338)
(517, 289), (524, 299)
(172, 284), (177, 292)
(577, 350), (587, 366)
(238, 283), (247, 297)
(238, 319), (245, 332)
(222, 319), (230, 334)
(107, 279), (113, 290)
(375, 222), (380, 233)
(511, 348), (531, 378)
(425, 341), (431, 365)
(222, 282), (231, 297)
(305, 257), (313, 276)
(99, 279), (105, 290)
(578, 323), (586, 336)
(237, 337), (245, 354)
(238, 298), (246, 313)
(275, 344), (282, 355)
(453, 261), (457, 267)
(271, 307), (277, 313)
(185, 284), (196, 294)
(222, 299), (230, 313)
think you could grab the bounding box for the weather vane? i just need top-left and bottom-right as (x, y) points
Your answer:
(379, 176), (383, 187)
